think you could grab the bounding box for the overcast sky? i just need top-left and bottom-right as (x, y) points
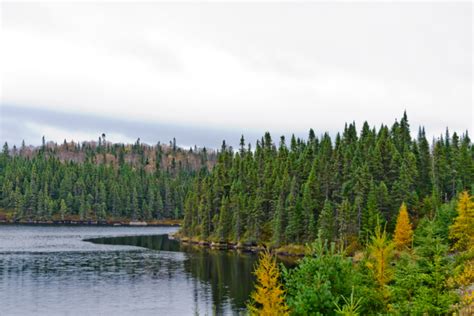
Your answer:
(1, 2), (472, 148)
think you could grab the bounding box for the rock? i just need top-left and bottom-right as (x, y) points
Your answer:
(129, 221), (147, 226)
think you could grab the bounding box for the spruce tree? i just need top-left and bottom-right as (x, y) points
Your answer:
(318, 199), (335, 242)
(362, 181), (381, 240)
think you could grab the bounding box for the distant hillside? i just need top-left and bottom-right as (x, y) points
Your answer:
(8, 137), (218, 173)
(0, 136), (218, 222)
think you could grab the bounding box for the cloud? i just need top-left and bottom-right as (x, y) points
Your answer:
(0, 104), (265, 148)
(25, 121), (137, 146)
(1, 2), (472, 146)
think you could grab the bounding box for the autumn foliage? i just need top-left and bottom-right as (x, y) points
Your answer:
(394, 203), (413, 250)
(248, 249), (289, 316)
(449, 191), (474, 251)
(367, 223), (394, 300)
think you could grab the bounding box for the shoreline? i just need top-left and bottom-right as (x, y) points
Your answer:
(0, 219), (181, 227)
(173, 234), (306, 258)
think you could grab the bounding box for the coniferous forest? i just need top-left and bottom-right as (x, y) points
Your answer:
(1, 113), (473, 314)
(181, 113), (473, 248)
(0, 137), (214, 222)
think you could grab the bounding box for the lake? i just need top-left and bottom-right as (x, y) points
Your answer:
(0, 225), (258, 315)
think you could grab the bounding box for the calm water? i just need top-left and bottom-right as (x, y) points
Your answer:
(0, 225), (258, 315)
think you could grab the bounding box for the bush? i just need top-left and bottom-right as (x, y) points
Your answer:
(282, 239), (361, 315)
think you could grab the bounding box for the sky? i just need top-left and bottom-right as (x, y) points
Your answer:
(1, 2), (472, 149)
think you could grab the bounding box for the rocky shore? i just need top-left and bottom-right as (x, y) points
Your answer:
(172, 234), (306, 257)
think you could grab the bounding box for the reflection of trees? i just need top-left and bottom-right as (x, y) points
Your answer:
(0, 234), (185, 281)
(91, 235), (259, 313)
(0, 234), (263, 315)
(86, 234), (181, 252)
(86, 234), (261, 313)
(180, 245), (257, 314)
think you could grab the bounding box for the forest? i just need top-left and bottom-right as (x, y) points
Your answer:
(247, 191), (473, 315)
(0, 137), (214, 222)
(181, 113), (473, 248)
(179, 112), (473, 314)
(0, 113), (473, 313)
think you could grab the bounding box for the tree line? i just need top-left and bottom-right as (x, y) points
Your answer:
(182, 112), (473, 247)
(0, 137), (213, 221)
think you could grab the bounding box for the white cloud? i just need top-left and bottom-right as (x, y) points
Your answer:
(1, 2), (472, 145)
(25, 121), (136, 145)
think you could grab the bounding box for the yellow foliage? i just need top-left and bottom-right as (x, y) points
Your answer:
(248, 249), (289, 316)
(394, 202), (413, 250)
(449, 191), (474, 251)
(450, 259), (474, 309)
(456, 260), (474, 287)
(367, 223), (394, 298)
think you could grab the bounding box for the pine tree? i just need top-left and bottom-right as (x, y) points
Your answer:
(131, 187), (139, 220)
(449, 191), (474, 251)
(301, 180), (316, 241)
(217, 197), (231, 241)
(14, 186), (24, 220)
(410, 219), (458, 314)
(362, 181), (381, 240)
(97, 182), (107, 220)
(337, 199), (354, 247)
(286, 177), (302, 244)
(318, 199), (335, 242)
(143, 185), (154, 220)
(272, 169), (290, 246)
(231, 188), (244, 242)
(394, 202), (413, 250)
(247, 249), (289, 316)
(79, 193), (86, 220)
(377, 181), (390, 224)
(59, 199), (67, 220)
(1, 179), (14, 209)
(415, 127), (432, 196)
(66, 192), (74, 214)
(272, 194), (286, 246)
(155, 188), (164, 219)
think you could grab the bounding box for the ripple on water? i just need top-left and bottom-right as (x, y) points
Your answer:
(0, 225), (247, 316)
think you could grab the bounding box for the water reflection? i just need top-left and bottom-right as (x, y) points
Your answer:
(1, 226), (252, 315)
(87, 234), (258, 314)
(1, 226), (298, 315)
(181, 244), (257, 314)
(86, 234), (182, 252)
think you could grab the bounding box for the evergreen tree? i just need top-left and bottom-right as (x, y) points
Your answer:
(361, 181), (381, 241)
(337, 199), (354, 247)
(217, 197), (231, 241)
(283, 239), (360, 315)
(286, 177), (302, 244)
(318, 199), (335, 242)
(59, 199), (67, 220)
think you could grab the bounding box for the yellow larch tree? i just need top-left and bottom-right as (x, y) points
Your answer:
(367, 222), (394, 300)
(247, 249), (289, 316)
(452, 260), (474, 309)
(394, 202), (413, 250)
(449, 191), (474, 251)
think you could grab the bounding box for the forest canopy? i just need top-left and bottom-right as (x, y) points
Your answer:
(181, 112), (473, 247)
(0, 138), (214, 222)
